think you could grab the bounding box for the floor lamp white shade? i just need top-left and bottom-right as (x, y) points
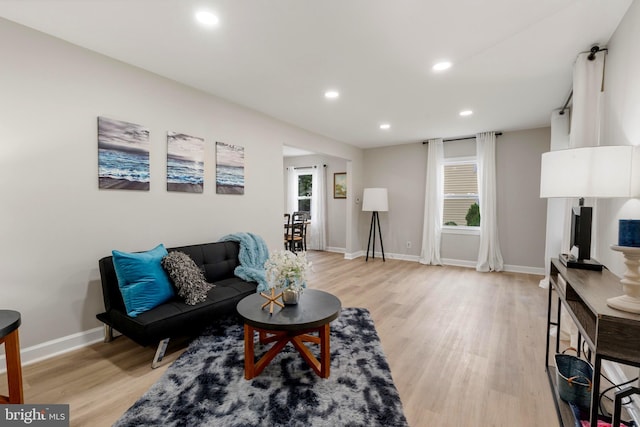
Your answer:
(362, 188), (388, 212)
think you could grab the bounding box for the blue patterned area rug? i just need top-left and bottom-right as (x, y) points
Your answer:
(114, 307), (408, 427)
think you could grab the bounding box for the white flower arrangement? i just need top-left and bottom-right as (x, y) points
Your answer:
(264, 250), (312, 291)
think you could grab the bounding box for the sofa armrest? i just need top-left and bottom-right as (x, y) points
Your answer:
(98, 255), (126, 313)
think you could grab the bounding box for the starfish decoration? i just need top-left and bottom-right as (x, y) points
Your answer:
(260, 288), (284, 315)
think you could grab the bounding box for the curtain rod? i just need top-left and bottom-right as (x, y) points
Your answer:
(292, 164), (327, 170)
(559, 91), (573, 116)
(559, 46), (607, 115)
(422, 132), (502, 144)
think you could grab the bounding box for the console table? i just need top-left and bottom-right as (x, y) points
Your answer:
(546, 258), (640, 427)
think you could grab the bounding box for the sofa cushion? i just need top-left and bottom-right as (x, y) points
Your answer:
(112, 244), (175, 317)
(161, 251), (214, 305)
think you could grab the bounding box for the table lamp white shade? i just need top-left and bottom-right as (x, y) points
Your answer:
(540, 145), (640, 198)
(362, 188), (388, 212)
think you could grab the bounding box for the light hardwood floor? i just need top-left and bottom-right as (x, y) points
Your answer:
(0, 251), (559, 426)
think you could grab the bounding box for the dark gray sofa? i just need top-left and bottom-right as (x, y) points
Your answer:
(97, 241), (257, 367)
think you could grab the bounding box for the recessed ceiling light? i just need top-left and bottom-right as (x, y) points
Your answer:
(195, 10), (219, 26)
(379, 123), (391, 130)
(459, 110), (473, 117)
(432, 61), (452, 71)
(324, 90), (340, 99)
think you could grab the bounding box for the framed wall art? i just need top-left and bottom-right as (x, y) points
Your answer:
(98, 116), (150, 190)
(166, 132), (204, 193)
(216, 141), (245, 194)
(333, 172), (346, 199)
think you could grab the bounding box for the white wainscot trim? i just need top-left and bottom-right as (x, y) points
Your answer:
(325, 246), (346, 254)
(0, 327), (104, 374)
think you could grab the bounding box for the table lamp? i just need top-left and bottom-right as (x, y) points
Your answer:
(540, 145), (639, 270)
(540, 145), (640, 313)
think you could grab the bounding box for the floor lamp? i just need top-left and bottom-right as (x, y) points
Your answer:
(363, 188), (388, 262)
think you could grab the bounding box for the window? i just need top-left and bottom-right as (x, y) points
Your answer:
(443, 159), (480, 227)
(296, 172), (312, 216)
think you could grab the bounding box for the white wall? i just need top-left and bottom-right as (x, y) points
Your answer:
(496, 128), (550, 270)
(0, 18), (362, 355)
(362, 143), (426, 260)
(362, 127), (550, 271)
(595, 0), (640, 276)
(591, 3), (640, 411)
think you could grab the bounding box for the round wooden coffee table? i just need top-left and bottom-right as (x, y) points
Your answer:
(236, 289), (341, 379)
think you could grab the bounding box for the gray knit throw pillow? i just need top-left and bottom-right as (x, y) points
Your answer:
(161, 251), (214, 305)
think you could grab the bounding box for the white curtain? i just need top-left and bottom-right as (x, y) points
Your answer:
(476, 131), (504, 272)
(564, 51), (606, 258)
(555, 51), (604, 346)
(540, 109), (571, 289)
(309, 165), (327, 250)
(419, 138), (443, 265)
(570, 52), (605, 149)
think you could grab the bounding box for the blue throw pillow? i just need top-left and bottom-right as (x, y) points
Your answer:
(112, 244), (175, 317)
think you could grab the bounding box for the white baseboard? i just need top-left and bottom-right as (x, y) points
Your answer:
(439, 258), (544, 275)
(344, 253), (543, 274)
(503, 264), (545, 275)
(325, 246), (345, 254)
(0, 327), (104, 374)
(441, 258), (477, 269)
(367, 255), (544, 275)
(344, 250), (365, 260)
(384, 253), (420, 262)
(344, 251), (420, 262)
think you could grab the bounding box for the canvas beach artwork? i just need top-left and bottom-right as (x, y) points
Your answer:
(98, 116), (150, 190)
(216, 142), (245, 194)
(167, 132), (205, 193)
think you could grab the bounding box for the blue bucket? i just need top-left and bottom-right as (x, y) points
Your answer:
(555, 353), (593, 409)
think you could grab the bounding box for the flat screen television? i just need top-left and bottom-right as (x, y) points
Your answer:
(570, 205), (592, 261)
(561, 201), (602, 271)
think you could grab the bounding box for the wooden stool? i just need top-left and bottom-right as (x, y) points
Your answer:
(0, 310), (23, 404)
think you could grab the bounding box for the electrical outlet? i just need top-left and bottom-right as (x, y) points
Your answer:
(406, 241), (412, 248)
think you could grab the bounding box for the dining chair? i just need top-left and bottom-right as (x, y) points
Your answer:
(291, 211), (309, 252)
(284, 213), (292, 250)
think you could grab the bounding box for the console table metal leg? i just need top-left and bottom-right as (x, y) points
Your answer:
(545, 283), (552, 369)
(589, 354), (602, 427)
(555, 295), (561, 353)
(612, 386), (640, 427)
(577, 333), (582, 358)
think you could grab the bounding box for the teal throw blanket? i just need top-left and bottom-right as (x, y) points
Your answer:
(218, 232), (270, 292)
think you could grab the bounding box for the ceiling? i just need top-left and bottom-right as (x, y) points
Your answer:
(0, 0), (632, 149)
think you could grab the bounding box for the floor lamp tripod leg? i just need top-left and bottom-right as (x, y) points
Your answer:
(375, 211), (385, 262)
(366, 212), (375, 261)
(372, 213), (376, 260)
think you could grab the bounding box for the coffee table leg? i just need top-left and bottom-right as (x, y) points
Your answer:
(4, 329), (24, 403)
(245, 324), (332, 380)
(244, 324), (255, 380)
(320, 324), (330, 378)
